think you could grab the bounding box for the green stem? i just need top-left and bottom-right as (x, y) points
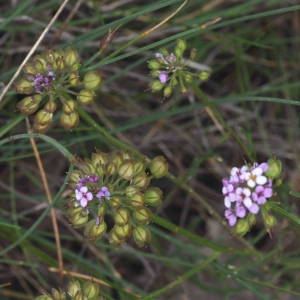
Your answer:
(139, 252), (220, 300)
(189, 81), (254, 162)
(76, 106), (256, 251)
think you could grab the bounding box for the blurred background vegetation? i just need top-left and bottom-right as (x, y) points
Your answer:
(1, 0), (300, 299)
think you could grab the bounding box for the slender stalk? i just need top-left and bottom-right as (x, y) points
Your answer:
(189, 81), (254, 162)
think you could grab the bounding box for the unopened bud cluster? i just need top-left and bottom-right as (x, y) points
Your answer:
(65, 149), (168, 247)
(35, 278), (104, 300)
(15, 47), (104, 133)
(222, 158), (282, 236)
(148, 38), (210, 98)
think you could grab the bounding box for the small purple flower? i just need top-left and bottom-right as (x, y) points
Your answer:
(252, 185), (273, 205)
(75, 186), (93, 208)
(165, 53), (176, 63)
(222, 179), (237, 208)
(158, 71), (168, 84)
(77, 177), (88, 189)
(225, 203), (247, 226)
(155, 52), (163, 58)
(34, 73), (44, 83)
(89, 174), (99, 183)
(230, 165), (248, 183)
(245, 166), (267, 188)
(96, 186), (110, 199)
(225, 209), (237, 226)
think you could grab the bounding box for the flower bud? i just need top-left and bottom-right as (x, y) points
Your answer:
(96, 164), (106, 177)
(150, 70), (160, 78)
(77, 89), (95, 105)
(44, 101), (57, 113)
(84, 220), (107, 243)
(110, 196), (122, 210)
(16, 94), (42, 115)
(265, 158), (282, 179)
(199, 70), (210, 82)
(264, 214), (277, 230)
(150, 156), (168, 178)
(64, 46), (79, 68)
(113, 223), (132, 239)
(114, 208), (130, 226)
(56, 56), (66, 70)
(163, 85), (172, 98)
(160, 48), (169, 56)
(60, 111), (80, 130)
(83, 70), (104, 91)
(149, 80), (164, 92)
(189, 48), (197, 60)
(23, 63), (36, 75)
(118, 159), (135, 179)
(171, 77), (178, 87)
(174, 46), (184, 60)
(133, 226), (151, 247)
(133, 172), (150, 189)
(82, 280), (99, 299)
(109, 229), (125, 247)
(70, 211), (88, 229)
(144, 187), (163, 206)
(15, 79), (35, 94)
(69, 70), (80, 86)
(91, 151), (109, 168)
(34, 109), (52, 126)
(148, 59), (161, 70)
(177, 38), (187, 52)
(106, 162), (117, 175)
(68, 280), (81, 297)
(235, 218), (249, 237)
(181, 85), (187, 94)
(133, 207), (152, 225)
(129, 192), (145, 209)
(63, 100), (77, 115)
(133, 157), (147, 173)
(125, 185), (140, 197)
(184, 73), (193, 83)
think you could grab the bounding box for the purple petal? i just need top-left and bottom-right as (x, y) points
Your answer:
(76, 192), (82, 200)
(259, 162), (268, 172)
(228, 215), (237, 226)
(80, 198), (88, 207)
(96, 191), (104, 199)
(224, 197), (231, 208)
(248, 203), (259, 214)
(243, 197), (252, 208)
(80, 186), (88, 193)
(101, 186), (108, 192)
(236, 205), (246, 218)
(86, 192), (93, 201)
(225, 209), (232, 218)
(257, 196), (266, 205)
(263, 187), (273, 198)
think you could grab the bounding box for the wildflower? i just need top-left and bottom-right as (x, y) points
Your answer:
(96, 186), (110, 199)
(252, 185), (273, 205)
(158, 71), (168, 84)
(75, 186), (93, 208)
(245, 165), (267, 187)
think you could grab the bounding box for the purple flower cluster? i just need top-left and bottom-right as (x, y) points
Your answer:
(29, 65), (55, 92)
(223, 162), (273, 226)
(74, 174), (110, 208)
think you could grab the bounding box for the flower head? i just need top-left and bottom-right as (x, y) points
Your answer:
(75, 186), (93, 208)
(158, 71), (168, 84)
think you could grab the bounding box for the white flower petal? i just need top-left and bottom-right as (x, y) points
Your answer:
(224, 197), (231, 208)
(247, 179), (256, 188)
(243, 197), (252, 208)
(256, 175), (267, 185)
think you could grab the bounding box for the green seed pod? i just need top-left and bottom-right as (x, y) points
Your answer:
(264, 214), (277, 230)
(163, 85), (172, 98)
(106, 161), (117, 175)
(125, 185), (140, 197)
(174, 46), (184, 60)
(110, 197), (122, 210)
(247, 213), (256, 228)
(53, 48), (64, 61)
(129, 192), (145, 209)
(133, 157), (147, 174)
(109, 229), (125, 247)
(122, 150), (133, 160)
(132, 226), (151, 247)
(77, 89), (95, 105)
(133, 207), (153, 225)
(84, 220), (107, 243)
(56, 56), (66, 70)
(96, 163), (106, 177)
(16, 94), (42, 115)
(113, 223), (132, 239)
(97, 205), (106, 224)
(149, 80), (164, 92)
(265, 158), (282, 179)
(189, 48), (197, 60)
(69, 70), (80, 86)
(160, 48), (169, 56)
(44, 101), (57, 113)
(150, 156), (168, 178)
(34, 121), (51, 134)
(177, 38), (187, 52)
(15, 79), (35, 94)
(60, 111), (80, 130)
(35, 295), (53, 300)
(199, 70), (210, 82)
(171, 77), (178, 87)
(33, 57), (47, 72)
(52, 288), (65, 300)
(74, 290), (86, 300)
(68, 280), (81, 297)
(184, 73), (193, 83)
(133, 172), (150, 189)
(23, 63), (36, 75)
(34, 109), (52, 126)
(148, 59), (161, 70)
(150, 70), (160, 78)
(235, 218), (249, 237)
(91, 151), (109, 168)
(118, 159), (135, 179)
(111, 149), (124, 167)
(62, 100), (77, 115)
(70, 170), (82, 182)
(83, 70), (104, 91)
(64, 46), (79, 68)
(71, 211), (89, 229)
(145, 187), (163, 206)
(84, 158), (96, 173)
(82, 279), (99, 299)
(114, 208), (130, 226)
